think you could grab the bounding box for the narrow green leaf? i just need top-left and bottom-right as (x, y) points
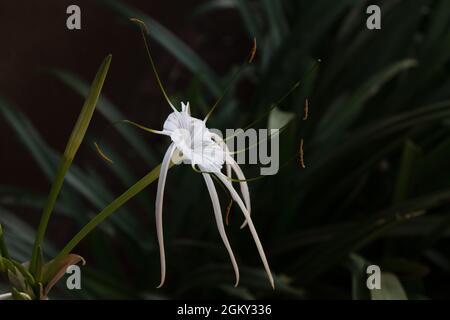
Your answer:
(48, 69), (158, 165)
(393, 140), (422, 203)
(190, 0), (235, 18)
(100, 0), (221, 96)
(35, 246), (43, 282)
(260, 0), (288, 46)
(290, 209), (425, 283)
(0, 224), (10, 260)
(370, 272), (408, 300)
(423, 0), (450, 50)
(348, 254), (371, 300)
(235, 0), (262, 41)
(11, 287), (32, 300)
(0, 102), (144, 246)
(317, 59), (417, 141)
(0, 99), (54, 178)
(0, 207), (58, 261)
(30, 54), (112, 275)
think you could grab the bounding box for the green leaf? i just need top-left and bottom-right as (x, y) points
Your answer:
(0, 186), (76, 218)
(317, 59), (417, 142)
(11, 287), (32, 300)
(0, 101), (143, 246)
(0, 257), (35, 298)
(348, 254), (371, 300)
(0, 224), (10, 260)
(190, 0), (236, 18)
(48, 69), (158, 165)
(0, 99), (54, 178)
(235, 0), (262, 41)
(393, 140), (422, 203)
(30, 54), (112, 275)
(260, 0), (288, 47)
(100, 0), (221, 96)
(179, 264), (304, 297)
(290, 209), (425, 283)
(0, 207), (58, 261)
(370, 272), (408, 300)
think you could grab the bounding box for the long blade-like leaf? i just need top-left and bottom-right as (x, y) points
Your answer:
(100, 0), (221, 96)
(30, 54), (112, 275)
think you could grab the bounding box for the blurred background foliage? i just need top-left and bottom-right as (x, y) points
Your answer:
(1, 0), (450, 299)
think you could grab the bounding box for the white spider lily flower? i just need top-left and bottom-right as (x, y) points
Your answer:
(126, 18), (273, 289)
(153, 101), (274, 289)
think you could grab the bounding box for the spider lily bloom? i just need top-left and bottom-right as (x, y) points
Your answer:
(125, 18), (274, 289)
(149, 101), (274, 289)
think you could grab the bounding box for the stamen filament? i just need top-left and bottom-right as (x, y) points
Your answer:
(94, 142), (114, 164)
(303, 99), (309, 120)
(300, 138), (306, 169)
(121, 120), (167, 135)
(130, 18), (177, 112)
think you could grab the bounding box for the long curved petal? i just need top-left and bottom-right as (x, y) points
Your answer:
(211, 133), (251, 226)
(216, 173), (275, 289)
(202, 173), (240, 287)
(156, 143), (176, 288)
(226, 154), (251, 229)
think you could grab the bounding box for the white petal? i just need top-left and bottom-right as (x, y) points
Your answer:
(202, 173), (240, 287)
(181, 101), (191, 115)
(216, 173), (275, 289)
(226, 154), (251, 229)
(211, 132), (251, 227)
(155, 143), (176, 288)
(226, 163), (232, 179)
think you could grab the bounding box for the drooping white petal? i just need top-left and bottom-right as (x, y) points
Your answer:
(225, 154), (251, 229)
(215, 173), (275, 289)
(211, 133), (251, 227)
(202, 173), (240, 287)
(155, 143), (176, 288)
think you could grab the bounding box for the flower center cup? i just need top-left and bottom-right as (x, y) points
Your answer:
(163, 110), (225, 173)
